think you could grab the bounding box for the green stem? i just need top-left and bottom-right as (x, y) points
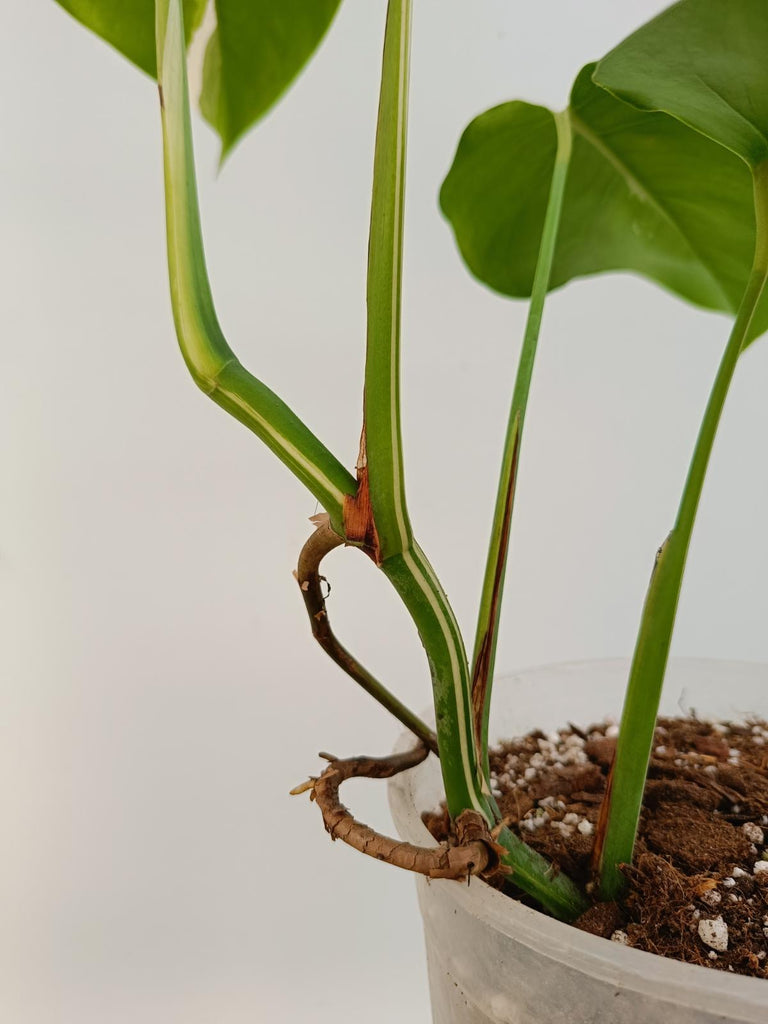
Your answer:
(597, 160), (768, 900)
(364, 0), (413, 560)
(156, 0), (356, 530)
(382, 545), (587, 922)
(361, 0), (485, 825)
(362, 21), (584, 916)
(471, 110), (572, 769)
(495, 824), (588, 920)
(382, 547), (488, 820)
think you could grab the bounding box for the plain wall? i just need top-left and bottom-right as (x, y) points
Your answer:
(3, 1), (768, 1021)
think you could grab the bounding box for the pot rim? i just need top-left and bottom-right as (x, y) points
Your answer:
(388, 657), (768, 1018)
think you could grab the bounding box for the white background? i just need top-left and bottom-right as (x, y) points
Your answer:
(3, 1), (768, 1021)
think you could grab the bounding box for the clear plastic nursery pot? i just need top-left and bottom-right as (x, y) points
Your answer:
(389, 659), (768, 1024)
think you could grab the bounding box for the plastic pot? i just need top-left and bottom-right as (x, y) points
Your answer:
(388, 658), (768, 1023)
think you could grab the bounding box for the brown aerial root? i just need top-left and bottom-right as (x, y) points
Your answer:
(295, 513), (438, 754)
(291, 742), (504, 881)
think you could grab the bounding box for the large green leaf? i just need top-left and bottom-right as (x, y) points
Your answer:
(54, 0), (206, 76)
(594, 0), (768, 169)
(200, 0), (342, 157)
(441, 65), (768, 342)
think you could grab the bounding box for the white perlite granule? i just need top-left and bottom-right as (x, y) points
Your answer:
(753, 860), (768, 875)
(742, 822), (765, 845)
(610, 930), (629, 944)
(698, 916), (729, 952)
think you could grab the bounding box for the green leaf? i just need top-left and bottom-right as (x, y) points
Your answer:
(54, 0), (205, 77)
(594, 0), (768, 169)
(441, 64), (768, 343)
(200, 0), (342, 157)
(55, 0), (343, 155)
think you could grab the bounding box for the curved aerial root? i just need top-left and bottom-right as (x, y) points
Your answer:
(295, 514), (438, 754)
(292, 742), (504, 881)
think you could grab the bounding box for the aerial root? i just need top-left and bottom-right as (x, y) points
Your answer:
(292, 741), (505, 881)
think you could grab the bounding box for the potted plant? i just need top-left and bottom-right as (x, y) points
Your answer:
(29, 0), (768, 1018)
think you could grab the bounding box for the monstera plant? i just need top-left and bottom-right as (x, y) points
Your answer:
(48, 0), (768, 1010)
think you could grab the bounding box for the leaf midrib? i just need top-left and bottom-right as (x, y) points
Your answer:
(570, 110), (735, 311)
